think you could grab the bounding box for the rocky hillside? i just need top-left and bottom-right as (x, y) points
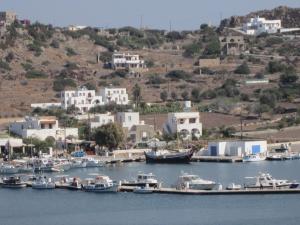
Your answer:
(220, 6), (300, 29)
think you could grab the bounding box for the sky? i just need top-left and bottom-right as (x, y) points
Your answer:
(1, 0), (299, 30)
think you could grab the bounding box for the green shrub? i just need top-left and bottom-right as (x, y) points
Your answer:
(26, 70), (47, 79)
(50, 40), (60, 48)
(27, 40), (43, 56)
(53, 78), (77, 92)
(65, 47), (77, 56)
(267, 61), (286, 74)
(183, 42), (202, 58)
(146, 74), (166, 85)
(0, 60), (11, 71)
(165, 70), (192, 80)
(234, 62), (250, 74)
(21, 63), (34, 71)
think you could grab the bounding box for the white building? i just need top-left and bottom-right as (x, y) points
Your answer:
(9, 116), (78, 141)
(111, 53), (146, 71)
(61, 86), (104, 114)
(67, 25), (87, 31)
(243, 17), (281, 35)
(61, 86), (129, 114)
(116, 112), (140, 130)
(208, 140), (267, 157)
(90, 113), (114, 129)
(163, 111), (202, 139)
(31, 102), (62, 109)
(99, 87), (129, 105)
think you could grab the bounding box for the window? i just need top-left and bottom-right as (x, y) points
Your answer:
(189, 118), (196, 124)
(41, 124), (45, 129)
(49, 124), (53, 129)
(128, 116), (132, 121)
(179, 119), (184, 124)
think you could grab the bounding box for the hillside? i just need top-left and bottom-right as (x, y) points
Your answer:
(220, 6), (300, 29)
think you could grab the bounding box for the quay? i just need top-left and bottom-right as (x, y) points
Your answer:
(191, 156), (243, 163)
(119, 186), (300, 195)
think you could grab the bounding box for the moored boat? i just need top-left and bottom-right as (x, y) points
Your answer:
(144, 148), (194, 164)
(244, 172), (299, 189)
(133, 184), (154, 194)
(32, 176), (56, 189)
(82, 175), (118, 193)
(0, 164), (19, 174)
(243, 154), (266, 162)
(0, 176), (27, 188)
(121, 173), (158, 188)
(175, 173), (216, 190)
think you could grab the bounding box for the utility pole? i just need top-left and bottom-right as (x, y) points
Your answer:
(169, 20), (172, 32)
(240, 113), (243, 140)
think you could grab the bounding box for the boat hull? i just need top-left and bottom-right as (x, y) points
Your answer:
(82, 185), (118, 193)
(121, 182), (158, 188)
(144, 151), (193, 164)
(0, 183), (27, 188)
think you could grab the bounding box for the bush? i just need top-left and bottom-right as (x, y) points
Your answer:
(280, 67), (298, 85)
(191, 88), (201, 102)
(27, 22), (54, 42)
(165, 70), (192, 80)
(27, 41), (43, 56)
(26, 70), (47, 79)
(265, 37), (283, 47)
(146, 74), (166, 85)
(65, 47), (77, 56)
(160, 91), (168, 102)
(166, 31), (184, 41)
(21, 63), (33, 71)
(0, 60), (11, 71)
(267, 61), (286, 74)
(183, 42), (202, 58)
(202, 39), (220, 57)
(53, 78), (77, 92)
(234, 62), (250, 74)
(5, 52), (14, 63)
(50, 40), (60, 48)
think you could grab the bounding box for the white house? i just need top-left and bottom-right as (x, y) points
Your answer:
(99, 87), (129, 105)
(67, 25), (87, 31)
(243, 17), (281, 35)
(111, 53), (146, 71)
(9, 116), (78, 141)
(90, 113), (114, 129)
(208, 140), (267, 157)
(61, 86), (104, 114)
(163, 111), (202, 139)
(31, 102), (62, 109)
(116, 112), (140, 130)
(61, 86), (129, 114)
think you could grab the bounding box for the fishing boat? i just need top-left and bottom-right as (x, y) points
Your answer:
(0, 164), (19, 174)
(32, 176), (55, 189)
(55, 176), (82, 190)
(82, 175), (118, 193)
(144, 148), (194, 164)
(243, 154), (266, 162)
(33, 159), (61, 173)
(175, 173), (216, 190)
(266, 154), (284, 161)
(83, 157), (103, 167)
(244, 172), (299, 189)
(71, 159), (87, 169)
(121, 173), (158, 188)
(0, 176), (27, 188)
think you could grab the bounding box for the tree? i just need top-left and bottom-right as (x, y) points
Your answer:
(280, 67), (298, 84)
(132, 84), (142, 106)
(160, 90), (168, 102)
(234, 62), (250, 74)
(93, 123), (124, 151)
(5, 52), (14, 63)
(267, 61), (285, 74)
(202, 39), (220, 57)
(171, 91), (177, 101)
(181, 91), (189, 101)
(191, 88), (201, 102)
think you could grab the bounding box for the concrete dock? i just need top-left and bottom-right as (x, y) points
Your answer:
(119, 186), (300, 195)
(191, 156), (243, 163)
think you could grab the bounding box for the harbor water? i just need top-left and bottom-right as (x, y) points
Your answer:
(1, 160), (300, 225)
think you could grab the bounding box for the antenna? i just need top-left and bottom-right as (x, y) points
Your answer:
(140, 14), (143, 30)
(169, 20), (172, 32)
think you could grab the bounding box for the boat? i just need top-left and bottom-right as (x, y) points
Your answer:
(82, 175), (118, 193)
(71, 159), (87, 169)
(121, 173), (158, 188)
(266, 154), (284, 161)
(244, 172), (299, 189)
(144, 148), (194, 164)
(243, 154), (266, 162)
(32, 176), (56, 189)
(133, 184), (154, 194)
(0, 176), (27, 188)
(83, 157), (103, 167)
(175, 173), (216, 190)
(0, 164), (19, 174)
(226, 183), (242, 190)
(55, 176), (82, 190)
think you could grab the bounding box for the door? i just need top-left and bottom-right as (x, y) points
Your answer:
(210, 146), (217, 156)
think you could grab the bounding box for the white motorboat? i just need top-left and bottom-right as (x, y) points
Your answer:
(133, 184), (154, 194)
(82, 175), (118, 193)
(0, 164), (19, 174)
(176, 173), (216, 190)
(244, 172), (299, 189)
(33, 159), (61, 172)
(243, 154), (266, 162)
(226, 183), (242, 190)
(32, 176), (56, 189)
(83, 157), (103, 167)
(121, 173), (158, 188)
(71, 159), (87, 169)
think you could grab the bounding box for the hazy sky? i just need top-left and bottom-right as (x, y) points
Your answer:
(1, 0), (299, 30)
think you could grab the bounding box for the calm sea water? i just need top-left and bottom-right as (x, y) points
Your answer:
(1, 161), (300, 225)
